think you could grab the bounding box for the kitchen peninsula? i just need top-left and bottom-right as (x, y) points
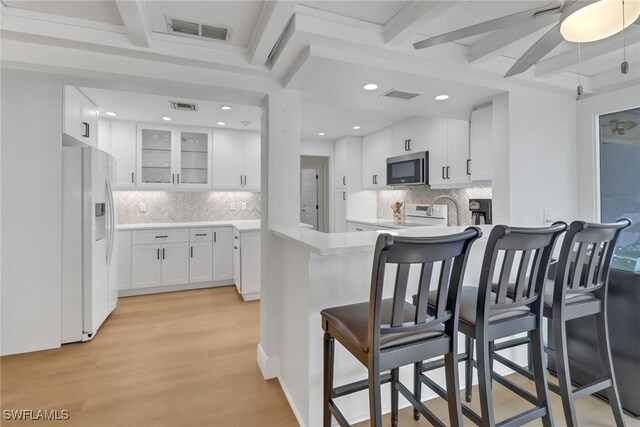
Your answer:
(263, 224), (526, 427)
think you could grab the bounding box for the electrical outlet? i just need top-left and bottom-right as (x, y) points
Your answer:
(139, 202), (146, 213)
(241, 202), (247, 210)
(543, 209), (552, 225)
(230, 202), (236, 211)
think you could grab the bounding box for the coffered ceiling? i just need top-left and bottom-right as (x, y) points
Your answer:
(1, 0), (639, 139)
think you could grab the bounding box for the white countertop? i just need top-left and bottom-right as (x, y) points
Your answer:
(347, 218), (441, 229)
(116, 220), (261, 232)
(272, 225), (492, 256)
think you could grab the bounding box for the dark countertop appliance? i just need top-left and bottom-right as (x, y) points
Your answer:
(469, 198), (492, 225)
(386, 151), (428, 186)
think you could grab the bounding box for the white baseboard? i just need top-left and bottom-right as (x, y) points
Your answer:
(257, 343), (279, 380)
(118, 280), (233, 297)
(278, 377), (307, 427)
(242, 291), (261, 301)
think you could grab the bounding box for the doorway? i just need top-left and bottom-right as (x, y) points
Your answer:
(300, 156), (329, 232)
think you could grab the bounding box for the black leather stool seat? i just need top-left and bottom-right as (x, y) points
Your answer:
(321, 299), (444, 353)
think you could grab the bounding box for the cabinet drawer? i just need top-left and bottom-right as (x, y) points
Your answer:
(190, 228), (213, 242)
(132, 229), (189, 245)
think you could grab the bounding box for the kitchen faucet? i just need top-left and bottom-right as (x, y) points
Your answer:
(432, 195), (460, 226)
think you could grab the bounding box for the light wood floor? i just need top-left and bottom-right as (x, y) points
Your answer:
(2, 287), (637, 426)
(1, 286), (297, 427)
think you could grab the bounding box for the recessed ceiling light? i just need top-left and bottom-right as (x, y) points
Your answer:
(217, 121), (226, 126)
(363, 83), (378, 91)
(162, 116), (173, 121)
(435, 94), (449, 101)
(318, 132), (326, 136)
(105, 111), (118, 117)
(220, 105), (232, 110)
(353, 125), (361, 130)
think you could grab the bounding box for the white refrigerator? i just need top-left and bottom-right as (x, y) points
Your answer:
(62, 144), (117, 343)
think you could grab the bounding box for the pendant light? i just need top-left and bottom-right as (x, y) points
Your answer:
(577, 43), (584, 97)
(622, 0), (630, 74)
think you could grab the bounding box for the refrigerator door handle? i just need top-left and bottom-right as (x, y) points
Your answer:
(106, 179), (116, 265)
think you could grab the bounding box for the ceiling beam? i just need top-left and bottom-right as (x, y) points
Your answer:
(384, 1), (456, 46)
(468, 14), (558, 63)
(248, 1), (297, 66)
(115, 0), (152, 48)
(535, 29), (640, 78)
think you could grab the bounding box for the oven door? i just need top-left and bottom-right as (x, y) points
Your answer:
(387, 152), (427, 186)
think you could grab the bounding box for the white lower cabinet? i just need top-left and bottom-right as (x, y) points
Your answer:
(212, 227), (234, 281)
(132, 244), (162, 289)
(232, 228), (261, 301)
(117, 231), (132, 290)
(334, 190), (347, 232)
(189, 241), (213, 283)
(161, 242), (190, 286)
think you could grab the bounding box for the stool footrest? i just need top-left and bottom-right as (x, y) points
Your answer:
(396, 380), (446, 427)
(421, 351), (470, 372)
(328, 399), (351, 427)
(492, 352), (534, 381)
(495, 406), (547, 427)
(573, 378), (612, 400)
(494, 336), (530, 352)
(332, 373), (391, 399)
(491, 370), (539, 406)
(419, 372), (483, 426)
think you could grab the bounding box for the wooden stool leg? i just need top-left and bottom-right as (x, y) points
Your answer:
(531, 326), (553, 427)
(445, 351), (463, 427)
(465, 336), (474, 403)
(323, 331), (335, 427)
(553, 316), (578, 427)
(476, 338), (496, 427)
(391, 368), (399, 427)
(368, 366), (382, 427)
(413, 362), (422, 421)
(595, 312), (626, 427)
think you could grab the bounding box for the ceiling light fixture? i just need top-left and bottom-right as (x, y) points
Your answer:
(105, 111), (118, 117)
(318, 132), (326, 136)
(435, 94), (449, 101)
(162, 116), (172, 121)
(217, 121), (226, 126)
(220, 105), (232, 110)
(353, 126), (361, 130)
(363, 83), (378, 91)
(560, 0), (640, 43)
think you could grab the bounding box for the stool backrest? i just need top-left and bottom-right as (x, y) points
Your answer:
(369, 228), (482, 348)
(477, 223), (567, 322)
(554, 219), (631, 300)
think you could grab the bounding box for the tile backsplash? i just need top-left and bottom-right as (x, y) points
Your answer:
(115, 191), (261, 224)
(377, 186), (492, 226)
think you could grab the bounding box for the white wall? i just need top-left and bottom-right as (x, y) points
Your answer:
(300, 138), (334, 158)
(1, 70), (63, 355)
(576, 87), (640, 221)
(494, 88), (578, 226)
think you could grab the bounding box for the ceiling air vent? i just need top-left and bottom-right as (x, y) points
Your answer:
(167, 17), (231, 42)
(170, 101), (198, 111)
(382, 89), (421, 100)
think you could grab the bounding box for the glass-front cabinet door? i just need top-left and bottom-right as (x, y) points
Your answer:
(178, 129), (211, 188)
(138, 126), (174, 187)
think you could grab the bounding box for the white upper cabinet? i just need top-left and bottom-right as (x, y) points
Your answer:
(392, 117), (429, 155)
(428, 118), (470, 187)
(110, 121), (137, 188)
(242, 131), (261, 191)
(137, 124), (175, 187)
(212, 129), (260, 191)
(178, 128), (212, 188)
(470, 104), (493, 182)
(334, 136), (362, 191)
(362, 127), (392, 190)
(63, 85), (98, 147)
(335, 138), (348, 189)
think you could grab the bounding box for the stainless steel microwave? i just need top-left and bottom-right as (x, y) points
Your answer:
(386, 151), (428, 186)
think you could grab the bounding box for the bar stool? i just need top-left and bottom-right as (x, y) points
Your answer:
(321, 228), (481, 427)
(488, 219), (631, 427)
(416, 223), (566, 427)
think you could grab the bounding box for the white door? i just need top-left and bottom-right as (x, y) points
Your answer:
(63, 86), (84, 142)
(117, 231), (132, 290)
(111, 121), (137, 187)
(138, 125), (174, 187)
(335, 138), (348, 189)
(161, 242), (190, 286)
(301, 168), (318, 229)
(189, 241), (213, 283)
(240, 231), (261, 298)
(131, 244), (162, 288)
(447, 119), (471, 185)
(470, 105), (493, 182)
(373, 127), (392, 187)
(408, 117), (429, 152)
(362, 132), (379, 189)
(243, 132), (261, 191)
(81, 98), (99, 148)
(178, 129), (212, 188)
(212, 227), (234, 281)
(428, 118), (449, 185)
(393, 121), (410, 154)
(212, 129), (244, 190)
(334, 190), (347, 232)
(233, 229), (241, 292)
